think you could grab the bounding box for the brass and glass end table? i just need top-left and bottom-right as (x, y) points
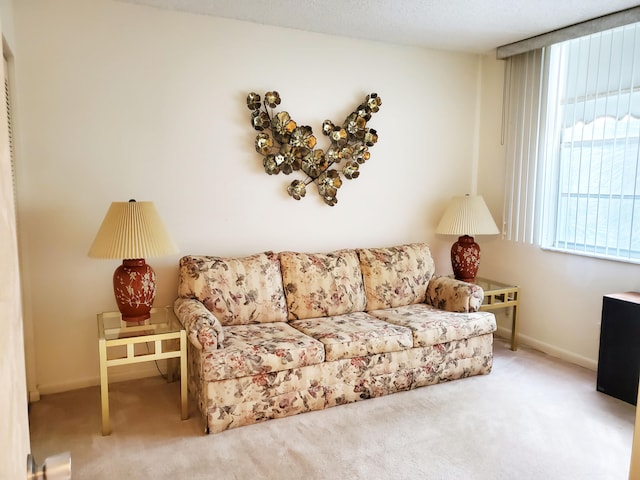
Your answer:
(474, 277), (520, 351)
(97, 306), (188, 435)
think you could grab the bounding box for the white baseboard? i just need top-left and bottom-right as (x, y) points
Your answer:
(496, 326), (597, 371)
(35, 362), (166, 397)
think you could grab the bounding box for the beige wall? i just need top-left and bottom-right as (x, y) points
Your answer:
(476, 55), (640, 369)
(13, 0), (482, 394)
(10, 2), (638, 475)
(0, 0), (31, 477)
(13, 0), (639, 400)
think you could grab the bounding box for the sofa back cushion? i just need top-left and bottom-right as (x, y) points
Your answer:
(357, 243), (435, 310)
(279, 249), (367, 320)
(177, 252), (288, 325)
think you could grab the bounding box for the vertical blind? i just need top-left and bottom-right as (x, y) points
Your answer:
(4, 56), (16, 216)
(541, 23), (640, 261)
(502, 49), (544, 244)
(502, 22), (640, 263)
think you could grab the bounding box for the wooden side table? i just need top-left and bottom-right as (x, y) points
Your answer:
(97, 306), (188, 435)
(475, 277), (520, 351)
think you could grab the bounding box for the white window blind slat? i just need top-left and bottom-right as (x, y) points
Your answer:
(502, 49), (544, 244)
(544, 23), (640, 262)
(4, 56), (16, 217)
(503, 21), (640, 263)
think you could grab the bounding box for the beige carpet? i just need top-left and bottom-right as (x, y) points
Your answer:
(29, 338), (635, 479)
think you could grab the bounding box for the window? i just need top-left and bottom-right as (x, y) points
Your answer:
(503, 22), (640, 263)
(541, 24), (640, 262)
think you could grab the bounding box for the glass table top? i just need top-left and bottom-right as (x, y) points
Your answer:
(473, 277), (518, 292)
(98, 306), (181, 341)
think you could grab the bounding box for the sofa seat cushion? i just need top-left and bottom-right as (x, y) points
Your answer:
(202, 322), (325, 381)
(369, 303), (496, 347)
(177, 252), (288, 326)
(289, 311), (413, 361)
(280, 249), (367, 321)
(357, 243), (436, 310)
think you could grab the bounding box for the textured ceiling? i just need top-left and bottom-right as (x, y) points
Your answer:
(118, 0), (639, 54)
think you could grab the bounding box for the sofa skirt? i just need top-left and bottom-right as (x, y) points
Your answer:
(189, 333), (494, 434)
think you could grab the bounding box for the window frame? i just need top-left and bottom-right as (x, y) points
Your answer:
(536, 25), (640, 264)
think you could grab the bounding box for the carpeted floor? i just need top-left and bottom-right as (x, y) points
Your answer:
(29, 338), (635, 479)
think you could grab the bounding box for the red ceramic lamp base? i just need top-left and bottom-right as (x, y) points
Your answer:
(113, 259), (157, 323)
(451, 235), (481, 283)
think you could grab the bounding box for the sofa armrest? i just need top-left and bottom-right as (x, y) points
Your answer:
(174, 297), (225, 351)
(425, 276), (484, 313)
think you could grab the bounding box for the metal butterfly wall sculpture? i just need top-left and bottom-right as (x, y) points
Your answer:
(246, 91), (381, 206)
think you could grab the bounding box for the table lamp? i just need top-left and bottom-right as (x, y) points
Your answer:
(435, 194), (499, 282)
(88, 200), (178, 323)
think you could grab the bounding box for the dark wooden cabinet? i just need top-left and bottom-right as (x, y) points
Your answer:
(597, 292), (640, 405)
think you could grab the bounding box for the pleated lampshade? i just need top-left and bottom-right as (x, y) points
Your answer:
(435, 195), (499, 236)
(435, 195), (499, 282)
(89, 200), (177, 259)
(89, 200), (178, 323)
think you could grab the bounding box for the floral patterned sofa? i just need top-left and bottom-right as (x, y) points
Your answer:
(174, 242), (496, 434)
